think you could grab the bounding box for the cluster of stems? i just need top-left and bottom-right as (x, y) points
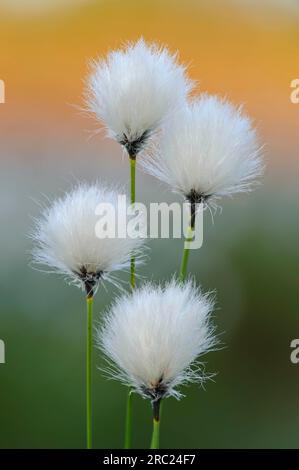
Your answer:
(82, 153), (138, 450)
(83, 150), (196, 450)
(123, 153), (196, 450)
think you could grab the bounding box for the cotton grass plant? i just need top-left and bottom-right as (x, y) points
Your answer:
(85, 38), (193, 447)
(141, 95), (264, 280)
(85, 38), (193, 288)
(31, 183), (144, 448)
(97, 280), (217, 449)
(31, 38), (263, 449)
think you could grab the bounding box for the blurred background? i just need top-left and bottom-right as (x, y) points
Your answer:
(0, 0), (299, 449)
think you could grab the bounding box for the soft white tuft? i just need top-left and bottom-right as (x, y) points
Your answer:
(86, 38), (193, 155)
(31, 183), (144, 292)
(97, 279), (217, 400)
(141, 95), (264, 202)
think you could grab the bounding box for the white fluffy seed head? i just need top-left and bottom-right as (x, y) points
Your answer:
(86, 38), (193, 156)
(97, 279), (217, 401)
(31, 183), (144, 292)
(141, 94), (264, 204)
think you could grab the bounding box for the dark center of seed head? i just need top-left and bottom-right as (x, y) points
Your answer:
(77, 266), (103, 298)
(143, 376), (167, 401)
(186, 189), (209, 229)
(145, 377), (167, 422)
(119, 130), (150, 158)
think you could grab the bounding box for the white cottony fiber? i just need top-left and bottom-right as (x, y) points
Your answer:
(141, 95), (263, 202)
(31, 183), (144, 291)
(98, 279), (217, 401)
(86, 38), (193, 154)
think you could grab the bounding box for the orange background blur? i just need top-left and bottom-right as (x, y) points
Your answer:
(1, 0), (298, 168)
(0, 0), (299, 449)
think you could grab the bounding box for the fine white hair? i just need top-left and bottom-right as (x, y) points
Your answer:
(97, 279), (217, 401)
(31, 183), (145, 292)
(141, 95), (263, 204)
(85, 38), (193, 156)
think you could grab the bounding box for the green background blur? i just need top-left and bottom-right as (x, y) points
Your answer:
(0, 0), (299, 448)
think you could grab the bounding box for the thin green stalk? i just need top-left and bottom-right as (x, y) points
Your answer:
(130, 155), (136, 289)
(130, 155), (136, 206)
(179, 225), (194, 282)
(124, 155), (136, 449)
(86, 295), (93, 449)
(179, 202), (197, 281)
(124, 390), (133, 449)
(150, 419), (160, 449)
(150, 400), (161, 449)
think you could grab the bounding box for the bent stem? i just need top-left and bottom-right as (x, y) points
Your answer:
(179, 202), (196, 282)
(150, 399), (161, 449)
(86, 294), (93, 449)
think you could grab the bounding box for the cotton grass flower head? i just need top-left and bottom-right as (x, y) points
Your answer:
(97, 279), (217, 403)
(31, 183), (144, 296)
(86, 38), (193, 157)
(141, 94), (264, 209)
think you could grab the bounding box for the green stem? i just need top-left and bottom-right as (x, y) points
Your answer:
(130, 155), (136, 206)
(124, 390), (133, 449)
(124, 155), (136, 449)
(179, 203), (197, 281)
(130, 155), (136, 289)
(179, 225), (193, 282)
(86, 295), (93, 449)
(150, 400), (161, 449)
(150, 419), (160, 449)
